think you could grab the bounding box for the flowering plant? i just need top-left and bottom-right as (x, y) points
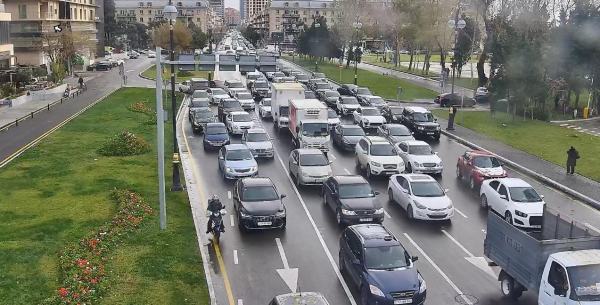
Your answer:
(98, 130), (150, 156)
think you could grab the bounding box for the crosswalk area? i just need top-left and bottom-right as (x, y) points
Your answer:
(558, 122), (600, 136)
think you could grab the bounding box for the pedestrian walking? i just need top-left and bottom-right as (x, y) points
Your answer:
(566, 146), (580, 175)
(447, 105), (458, 131)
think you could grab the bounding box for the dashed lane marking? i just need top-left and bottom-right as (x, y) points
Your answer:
(237, 299), (243, 305)
(233, 250), (239, 265)
(228, 191), (232, 199)
(230, 214), (235, 227)
(384, 209), (392, 219)
(454, 207), (468, 218)
(441, 229), (475, 257)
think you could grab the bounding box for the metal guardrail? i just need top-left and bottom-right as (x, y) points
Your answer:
(0, 87), (85, 132)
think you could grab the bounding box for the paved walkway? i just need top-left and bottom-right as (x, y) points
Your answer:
(554, 118), (600, 138)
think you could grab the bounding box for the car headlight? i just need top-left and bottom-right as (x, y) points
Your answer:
(364, 118), (369, 123)
(370, 161), (382, 167)
(342, 138), (350, 144)
(418, 126), (425, 130)
(436, 126), (441, 130)
(392, 115), (397, 120)
(250, 166), (258, 172)
(446, 203), (453, 209)
(239, 208), (251, 218)
(374, 208), (384, 214)
(226, 167), (233, 173)
(413, 200), (427, 209)
(413, 162), (421, 167)
(418, 273), (427, 293)
(515, 210), (528, 217)
(369, 284), (385, 297)
(275, 210), (286, 217)
(341, 209), (356, 215)
(301, 170), (310, 177)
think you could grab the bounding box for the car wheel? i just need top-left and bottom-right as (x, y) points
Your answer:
(480, 194), (489, 209)
(388, 188), (394, 203)
(322, 190), (327, 205)
(505, 212), (513, 225)
(336, 208), (343, 226)
(407, 205), (414, 220)
(406, 163), (413, 173)
(355, 157), (361, 170)
(366, 165), (372, 179)
(295, 172), (301, 187)
(456, 166), (462, 179)
(470, 177), (476, 190)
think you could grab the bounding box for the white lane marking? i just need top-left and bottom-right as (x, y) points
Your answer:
(403, 233), (474, 305)
(237, 299), (243, 305)
(585, 223), (600, 234)
(559, 123), (569, 126)
(384, 209), (392, 219)
(126, 69), (134, 72)
(228, 191), (232, 199)
(441, 230), (474, 257)
(328, 152), (336, 161)
(233, 250), (239, 265)
(275, 238), (290, 269)
(454, 207), (468, 218)
(274, 153), (358, 305)
(343, 168), (351, 174)
(230, 214), (235, 227)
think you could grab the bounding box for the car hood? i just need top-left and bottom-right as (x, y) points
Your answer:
(225, 159), (257, 169)
(300, 165), (332, 177)
(475, 166), (506, 176)
(328, 118), (341, 124)
(279, 116), (289, 122)
(408, 154), (442, 164)
(339, 197), (381, 210)
(389, 135), (415, 144)
(342, 135), (363, 144)
(341, 104), (360, 109)
(368, 268), (420, 294)
(232, 121), (255, 128)
(213, 94), (230, 100)
(238, 99), (254, 104)
(413, 195), (452, 209)
(362, 115), (386, 123)
(245, 141), (273, 150)
(261, 106), (272, 111)
(513, 201), (545, 214)
(415, 122), (440, 128)
(193, 118), (214, 124)
(371, 155), (404, 165)
(242, 200), (283, 216)
(192, 98), (210, 103)
(326, 97), (339, 102)
(205, 133), (229, 141)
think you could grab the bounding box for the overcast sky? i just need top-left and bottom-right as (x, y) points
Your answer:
(224, 0), (239, 10)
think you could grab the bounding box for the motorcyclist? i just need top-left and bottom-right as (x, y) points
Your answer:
(78, 76), (85, 89)
(206, 194), (225, 234)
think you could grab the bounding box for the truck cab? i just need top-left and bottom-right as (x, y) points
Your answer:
(289, 99), (329, 153)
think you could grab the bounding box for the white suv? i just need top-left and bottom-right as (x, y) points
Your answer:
(234, 91), (255, 110)
(352, 107), (386, 129)
(480, 178), (545, 228)
(225, 111), (255, 135)
(355, 136), (405, 178)
(396, 140), (443, 175)
(388, 174), (454, 221)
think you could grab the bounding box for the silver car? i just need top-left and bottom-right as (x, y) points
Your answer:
(218, 144), (258, 180)
(377, 124), (415, 144)
(242, 128), (274, 158)
(288, 149), (332, 186)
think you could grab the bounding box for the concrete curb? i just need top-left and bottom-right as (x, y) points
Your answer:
(550, 116), (600, 123)
(440, 129), (600, 209)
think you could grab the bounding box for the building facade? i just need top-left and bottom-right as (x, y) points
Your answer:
(246, 0), (266, 22)
(209, 0), (223, 18)
(239, 0), (245, 21)
(3, 0), (98, 66)
(0, 3), (14, 68)
(223, 7), (239, 26)
(115, 0), (216, 32)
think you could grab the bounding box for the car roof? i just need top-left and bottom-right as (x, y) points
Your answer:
(360, 107), (378, 111)
(383, 123), (407, 128)
(332, 175), (368, 184)
(240, 177), (273, 187)
(494, 177), (532, 187)
(230, 111), (249, 115)
(364, 136), (390, 144)
(296, 148), (324, 155)
(246, 128), (267, 134)
(399, 174), (437, 183)
(405, 106), (429, 113)
(206, 122), (225, 127)
(467, 150), (495, 157)
(340, 124), (362, 129)
(350, 224), (400, 247)
(400, 140), (429, 146)
(225, 144), (249, 150)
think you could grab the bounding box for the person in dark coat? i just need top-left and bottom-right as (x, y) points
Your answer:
(566, 146), (580, 175)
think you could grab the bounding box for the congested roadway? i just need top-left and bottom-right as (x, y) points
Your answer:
(178, 39), (600, 305)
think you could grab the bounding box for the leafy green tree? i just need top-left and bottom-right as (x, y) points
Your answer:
(454, 15), (478, 77)
(241, 26), (261, 46)
(189, 23), (208, 49)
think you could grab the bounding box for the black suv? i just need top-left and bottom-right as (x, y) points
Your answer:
(322, 175), (383, 225)
(399, 107), (441, 141)
(339, 224), (426, 305)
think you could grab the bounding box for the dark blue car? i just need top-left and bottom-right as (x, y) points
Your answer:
(339, 224), (426, 305)
(203, 122), (230, 150)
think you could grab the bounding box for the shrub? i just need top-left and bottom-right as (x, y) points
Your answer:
(177, 70), (193, 77)
(0, 83), (15, 98)
(127, 101), (153, 114)
(98, 131), (150, 156)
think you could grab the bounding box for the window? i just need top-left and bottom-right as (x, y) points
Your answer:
(147, 1), (152, 6)
(139, 2), (144, 7)
(140, 17), (144, 22)
(90, 10), (94, 20)
(0, 21), (9, 44)
(148, 10), (152, 14)
(196, 2), (201, 6)
(358, 139), (367, 151)
(18, 4), (27, 19)
(148, 17), (152, 21)
(177, 2), (183, 6)
(548, 262), (569, 293)
(498, 185), (508, 199)
(346, 231), (361, 258)
(197, 17), (201, 21)
(80, 9), (82, 19)
(489, 180), (500, 190)
(84, 10), (87, 20)
(322, 3), (326, 7)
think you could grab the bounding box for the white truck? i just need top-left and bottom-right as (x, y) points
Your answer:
(271, 82), (305, 130)
(289, 99), (330, 153)
(484, 210), (600, 304)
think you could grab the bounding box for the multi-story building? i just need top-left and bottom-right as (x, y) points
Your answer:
(3, 0), (98, 66)
(246, 0), (266, 22)
(0, 3), (14, 68)
(239, 0), (245, 21)
(209, 0), (223, 18)
(223, 7), (239, 26)
(115, 0), (215, 32)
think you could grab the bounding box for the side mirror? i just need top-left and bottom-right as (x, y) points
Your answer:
(434, 151), (438, 155)
(329, 160), (334, 165)
(374, 191), (380, 195)
(411, 256), (419, 262)
(499, 195), (507, 200)
(540, 195), (545, 199)
(445, 188), (450, 193)
(402, 188), (409, 194)
(280, 194), (287, 199)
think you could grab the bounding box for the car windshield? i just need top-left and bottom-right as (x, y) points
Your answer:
(233, 113), (252, 122)
(296, 74), (309, 80)
(509, 187), (542, 202)
(193, 91), (209, 98)
(356, 88), (372, 95)
(389, 126), (411, 136)
(342, 97), (358, 104)
(343, 127), (365, 136)
(191, 100), (209, 107)
(223, 100), (241, 108)
(364, 246), (411, 270)
(411, 181), (445, 197)
(370, 144), (397, 156)
(246, 132), (269, 142)
(299, 153), (329, 166)
(262, 99), (271, 106)
(328, 110), (338, 118)
(302, 123), (329, 137)
(370, 97), (385, 105)
(226, 149), (253, 161)
(362, 109), (381, 116)
(242, 186), (279, 202)
(228, 82), (244, 88)
(211, 88), (227, 95)
(473, 156), (502, 168)
(316, 83), (330, 89)
(326, 91), (340, 97)
(254, 82), (268, 88)
(193, 111), (213, 120)
(390, 108), (404, 114)
(237, 93), (252, 100)
(409, 145), (432, 155)
(338, 183), (374, 199)
(206, 126), (227, 134)
(280, 106), (289, 116)
(413, 112), (435, 122)
(568, 264), (600, 301)
(247, 74), (260, 80)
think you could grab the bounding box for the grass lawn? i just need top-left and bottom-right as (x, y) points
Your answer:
(284, 56), (438, 101)
(142, 64), (211, 82)
(0, 88), (208, 304)
(431, 110), (600, 181)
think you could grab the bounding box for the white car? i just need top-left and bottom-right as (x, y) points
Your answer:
(396, 140), (443, 175)
(336, 96), (360, 115)
(225, 111), (255, 135)
(241, 128), (274, 158)
(288, 148), (332, 185)
(234, 91), (255, 110)
(362, 95), (388, 110)
(388, 174), (454, 221)
(208, 88), (230, 105)
(259, 98), (272, 119)
(352, 107), (386, 129)
(480, 178), (545, 228)
(148, 51), (156, 58)
(355, 136), (405, 178)
(327, 109), (340, 129)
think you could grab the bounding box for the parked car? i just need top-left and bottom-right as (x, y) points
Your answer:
(396, 140), (443, 175)
(234, 91), (255, 110)
(288, 149), (332, 186)
(480, 178), (545, 228)
(352, 107), (386, 129)
(218, 144), (258, 179)
(399, 107), (441, 141)
(234, 177), (286, 230)
(147, 51), (156, 58)
(327, 109), (341, 130)
(355, 136), (405, 178)
(388, 174), (454, 221)
(258, 98), (272, 119)
(337, 84), (358, 96)
(434, 93), (476, 107)
(96, 61), (112, 71)
(203, 122), (230, 150)
(225, 111), (255, 135)
(336, 96), (360, 115)
(127, 51), (139, 59)
(190, 108), (216, 134)
(241, 128), (274, 158)
(86, 63), (97, 71)
(322, 175), (383, 225)
(381, 105), (405, 123)
(377, 124), (414, 144)
(332, 125), (366, 151)
(208, 88), (230, 105)
(474, 87), (489, 103)
(338, 224), (426, 305)
(218, 98), (243, 122)
(318, 90), (340, 108)
(457, 150), (507, 190)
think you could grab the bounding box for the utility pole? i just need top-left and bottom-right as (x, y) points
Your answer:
(155, 47), (167, 230)
(166, 1), (183, 191)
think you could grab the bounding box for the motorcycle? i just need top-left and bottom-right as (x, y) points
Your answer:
(207, 209), (227, 243)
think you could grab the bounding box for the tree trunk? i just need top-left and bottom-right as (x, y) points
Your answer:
(477, 48), (488, 87)
(408, 48), (414, 71)
(424, 50), (431, 75)
(437, 42), (446, 70)
(575, 90), (581, 109)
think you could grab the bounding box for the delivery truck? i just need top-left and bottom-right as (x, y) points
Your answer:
(484, 210), (600, 304)
(289, 99), (329, 153)
(271, 82), (305, 130)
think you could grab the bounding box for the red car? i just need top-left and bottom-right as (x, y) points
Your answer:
(456, 150), (507, 190)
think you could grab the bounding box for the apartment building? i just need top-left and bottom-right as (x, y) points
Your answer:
(0, 3), (14, 68)
(115, 0), (216, 32)
(246, 0), (267, 22)
(3, 0), (98, 66)
(209, 0), (223, 18)
(223, 7), (239, 26)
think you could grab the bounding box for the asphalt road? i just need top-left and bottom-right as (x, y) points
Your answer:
(0, 56), (153, 166)
(180, 62), (600, 305)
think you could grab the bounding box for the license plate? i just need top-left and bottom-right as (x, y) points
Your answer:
(359, 218), (373, 222)
(427, 132), (434, 135)
(257, 221), (272, 226)
(394, 299), (412, 304)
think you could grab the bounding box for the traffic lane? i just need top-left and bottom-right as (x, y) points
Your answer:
(186, 109), (355, 305)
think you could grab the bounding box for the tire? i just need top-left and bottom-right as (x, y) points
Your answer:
(355, 157), (362, 170)
(407, 205), (414, 220)
(480, 194), (489, 209)
(322, 190), (327, 205)
(505, 212), (513, 225)
(295, 172), (301, 187)
(339, 252), (346, 274)
(237, 212), (246, 232)
(470, 176), (476, 190)
(456, 166), (462, 179)
(388, 188), (394, 203)
(406, 163), (413, 173)
(366, 165), (372, 179)
(500, 275), (523, 299)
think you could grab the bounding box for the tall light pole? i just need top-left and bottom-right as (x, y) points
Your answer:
(314, 20), (320, 72)
(353, 21), (362, 85)
(164, 3), (183, 191)
(448, 7), (466, 95)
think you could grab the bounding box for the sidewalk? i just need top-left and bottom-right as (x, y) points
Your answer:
(438, 117), (600, 205)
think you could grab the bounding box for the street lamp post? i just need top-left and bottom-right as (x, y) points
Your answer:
(353, 21), (362, 85)
(314, 21), (320, 72)
(447, 8), (466, 95)
(164, 2), (183, 192)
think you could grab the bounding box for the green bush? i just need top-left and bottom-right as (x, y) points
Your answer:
(1, 83), (15, 98)
(177, 70), (193, 77)
(98, 131), (151, 156)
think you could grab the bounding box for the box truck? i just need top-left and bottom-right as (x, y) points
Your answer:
(289, 99), (329, 153)
(271, 82), (304, 130)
